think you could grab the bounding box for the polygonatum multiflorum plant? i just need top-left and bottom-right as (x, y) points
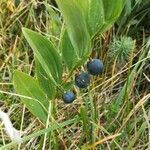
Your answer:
(13, 0), (126, 123)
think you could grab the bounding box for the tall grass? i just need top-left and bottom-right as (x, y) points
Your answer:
(0, 0), (149, 149)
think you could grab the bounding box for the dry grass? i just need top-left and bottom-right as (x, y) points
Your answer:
(0, 0), (149, 149)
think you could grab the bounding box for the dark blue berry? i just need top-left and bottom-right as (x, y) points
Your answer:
(62, 91), (75, 103)
(75, 72), (90, 88)
(87, 59), (103, 75)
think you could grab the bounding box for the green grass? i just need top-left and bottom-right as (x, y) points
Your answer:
(0, 0), (149, 149)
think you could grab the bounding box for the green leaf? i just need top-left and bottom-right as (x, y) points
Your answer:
(35, 59), (56, 99)
(103, 0), (125, 21)
(56, 0), (90, 58)
(87, 0), (104, 36)
(22, 28), (63, 85)
(60, 30), (78, 71)
(99, 0), (125, 33)
(87, 0), (125, 36)
(74, 0), (89, 19)
(13, 71), (48, 123)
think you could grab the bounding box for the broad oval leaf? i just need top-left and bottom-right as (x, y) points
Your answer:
(22, 28), (63, 85)
(56, 0), (91, 58)
(60, 30), (78, 71)
(99, 0), (126, 33)
(87, 0), (126, 36)
(103, 0), (125, 21)
(13, 71), (49, 123)
(35, 58), (56, 99)
(87, 0), (104, 36)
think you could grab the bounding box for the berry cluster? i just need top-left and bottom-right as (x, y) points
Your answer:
(62, 59), (103, 104)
